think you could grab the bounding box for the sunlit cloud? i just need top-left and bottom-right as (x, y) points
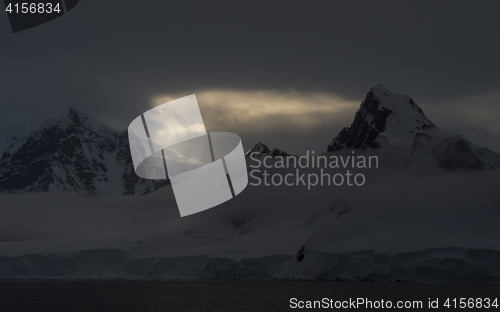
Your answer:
(150, 89), (359, 132)
(148, 88), (500, 155)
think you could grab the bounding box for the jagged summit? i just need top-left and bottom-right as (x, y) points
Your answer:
(326, 85), (500, 171)
(60, 109), (116, 133)
(245, 142), (291, 159)
(246, 142), (271, 157)
(328, 84), (435, 152)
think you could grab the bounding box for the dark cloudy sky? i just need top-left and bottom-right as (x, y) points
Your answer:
(1, 0), (499, 154)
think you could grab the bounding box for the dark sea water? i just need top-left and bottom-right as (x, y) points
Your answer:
(1, 280), (500, 311)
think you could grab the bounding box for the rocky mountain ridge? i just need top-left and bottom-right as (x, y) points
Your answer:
(0, 109), (168, 196)
(327, 84), (500, 171)
(1, 84), (499, 195)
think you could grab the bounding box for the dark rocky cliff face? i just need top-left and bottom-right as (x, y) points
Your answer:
(328, 90), (392, 151)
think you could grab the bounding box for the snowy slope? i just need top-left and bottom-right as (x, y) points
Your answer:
(409, 131), (500, 171)
(0, 168), (499, 281)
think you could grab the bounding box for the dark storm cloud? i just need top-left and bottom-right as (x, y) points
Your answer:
(0, 0), (499, 153)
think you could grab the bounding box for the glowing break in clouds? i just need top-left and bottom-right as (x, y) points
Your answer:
(151, 89), (359, 131)
(128, 95), (248, 217)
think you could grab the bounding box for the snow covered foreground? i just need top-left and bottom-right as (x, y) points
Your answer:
(0, 167), (500, 283)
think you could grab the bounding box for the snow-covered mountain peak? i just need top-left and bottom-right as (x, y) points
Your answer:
(57, 109), (114, 135)
(328, 84), (435, 151)
(0, 109), (168, 196)
(370, 84), (435, 139)
(246, 142), (271, 157)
